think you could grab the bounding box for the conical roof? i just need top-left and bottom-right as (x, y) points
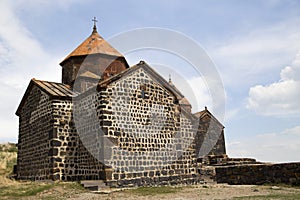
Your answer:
(60, 28), (123, 65)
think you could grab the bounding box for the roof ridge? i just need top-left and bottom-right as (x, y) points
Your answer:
(32, 78), (65, 84)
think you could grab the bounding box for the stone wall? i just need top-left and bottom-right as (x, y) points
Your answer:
(73, 87), (106, 181)
(17, 85), (106, 181)
(17, 86), (53, 180)
(50, 99), (101, 181)
(215, 162), (300, 185)
(95, 68), (201, 186)
(17, 65), (226, 185)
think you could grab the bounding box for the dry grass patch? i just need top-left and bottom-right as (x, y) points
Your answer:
(234, 193), (300, 199)
(0, 143), (17, 175)
(0, 182), (54, 197)
(125, 186), (183, 196)
(0, 180), (86, 199)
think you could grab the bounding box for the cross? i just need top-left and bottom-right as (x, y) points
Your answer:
(92, 17), (98, 27)
(92, 17), (98, 31)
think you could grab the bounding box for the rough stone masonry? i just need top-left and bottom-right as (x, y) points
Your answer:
(15, 24), (226, 186)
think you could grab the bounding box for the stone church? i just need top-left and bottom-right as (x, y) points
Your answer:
(15, 23), (226, 186)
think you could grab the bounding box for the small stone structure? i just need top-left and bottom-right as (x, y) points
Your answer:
(15, 24), (226, 186)
(195, 154), (300, 186)
(215, 162), (300, 185)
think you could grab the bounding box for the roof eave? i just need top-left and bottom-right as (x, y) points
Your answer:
(59, 53), (125, 67)
(15, 79), (35, 116)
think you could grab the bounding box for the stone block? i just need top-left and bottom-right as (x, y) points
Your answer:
(48, 148), (58, 156)
(51, 140), (61, 147)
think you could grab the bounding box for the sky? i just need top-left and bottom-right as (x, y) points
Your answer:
(0, 0), (300, 162)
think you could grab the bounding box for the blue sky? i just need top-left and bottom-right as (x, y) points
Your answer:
(1, 0), (300, 162)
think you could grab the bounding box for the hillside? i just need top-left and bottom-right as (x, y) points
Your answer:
(0, 143), (17, 175)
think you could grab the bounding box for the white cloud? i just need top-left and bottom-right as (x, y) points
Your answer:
(210, 18), (300, 88)
(0, 1), (62, 85)
(227, 125), (300, 163)
(281, 125), (300, 136)
(247, 51), (300, 116)
(13, 0), (85, 12)
(187, 76), (212, 113)
(0, 1), (71, 141)
(224, 107), (240, 122)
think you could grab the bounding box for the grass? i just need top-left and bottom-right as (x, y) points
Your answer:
(0, 183), (54, 197)
(7, 144), (18, 153)
(0, 181), (86, 199)
(62, 181), (87, 191)
(233, 193), (300, 199)
(0, 143), (87, 199)
(0, 143), (17, 153)
(127, 186), (182, 196)
(0, 143), (17, 175)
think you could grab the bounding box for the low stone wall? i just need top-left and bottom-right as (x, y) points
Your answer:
(215, 162), (300, 185)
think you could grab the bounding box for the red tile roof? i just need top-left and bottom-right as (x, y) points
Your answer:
(60, 30), (123, 65)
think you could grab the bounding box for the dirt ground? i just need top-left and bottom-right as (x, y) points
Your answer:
(38, 183), (300, 200)
(1, 176), (300, 200)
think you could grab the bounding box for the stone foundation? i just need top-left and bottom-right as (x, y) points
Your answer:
(106, 174), (203, 187)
